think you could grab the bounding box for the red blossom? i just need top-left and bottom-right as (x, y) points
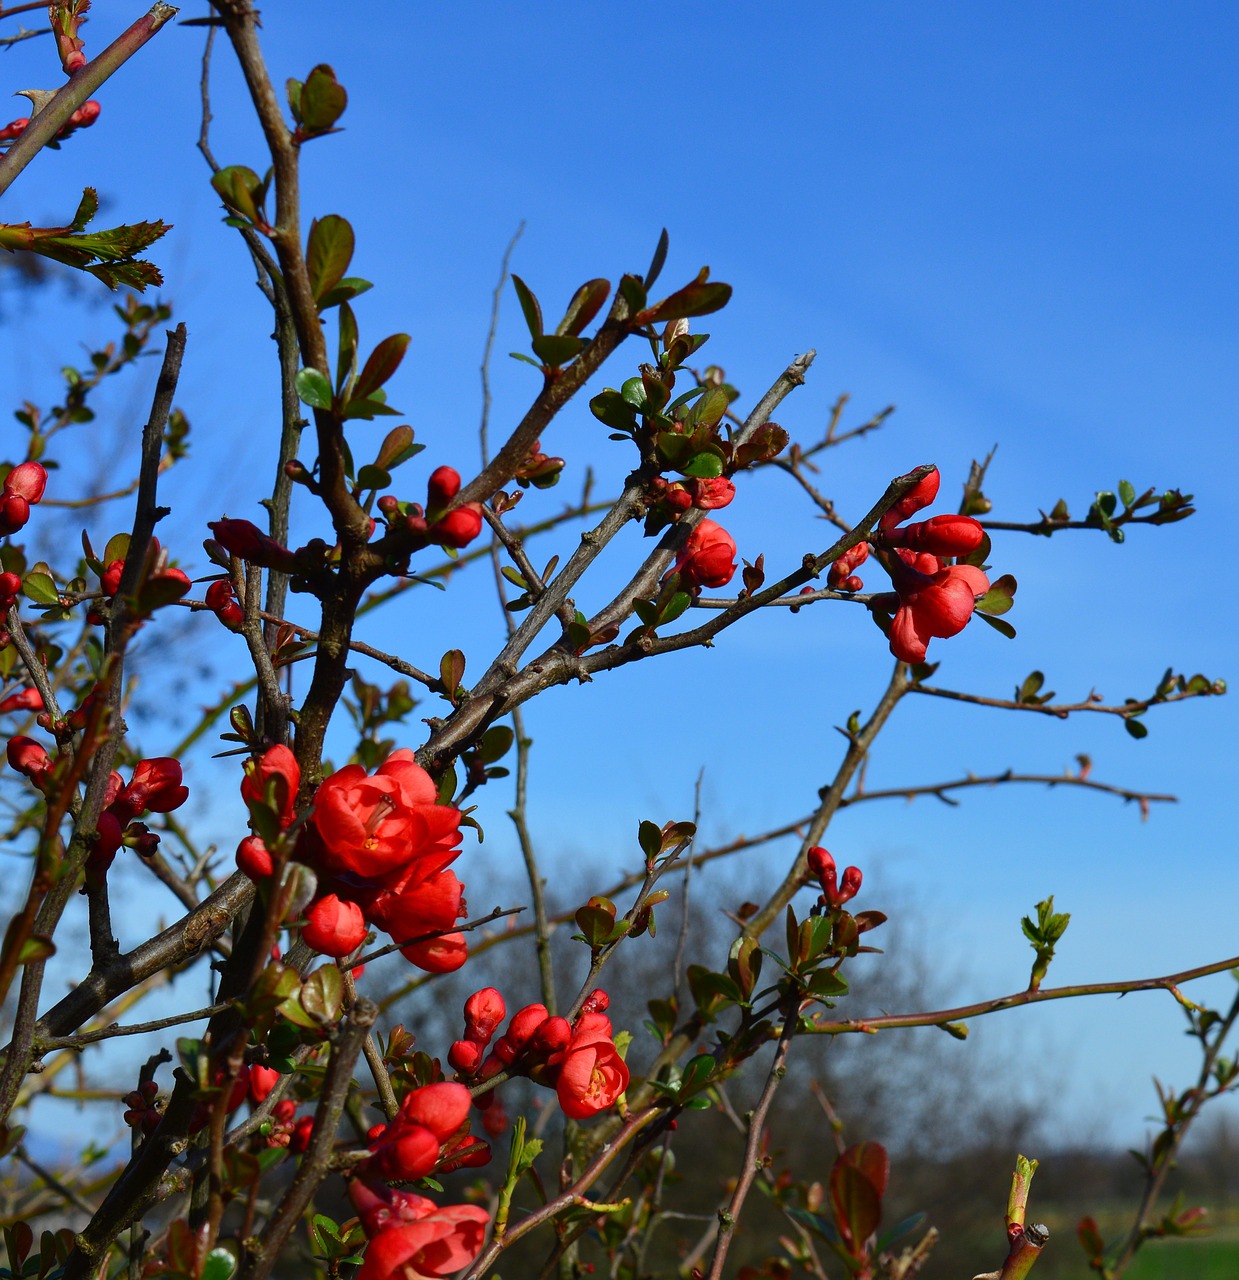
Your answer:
(401, 930), (468, 974)
(0, 462), (48, 537)
(356, 1207), (489, 1280)
(0, 688), (43, 714)
(204, 579), (243, 631)
(806, 846), (863, 908)
(110, 758), (188, 824)
(550, 1013), (629, 1121)
(885, 513), (985, 557)
(241, 744), (300, 830)
(671, 519), (737, 590)
(886, 550), (990, 665)
(309, 749), (460, 883)
(879, 466), (941, 535)
(248, 1065), (280, 1105)
(426, 466), (461, 508)
(684, 476), (736, 510)
(463, 988), (506, 1043)
(208, 518), (299, 571)
(432, 503), (484, 549)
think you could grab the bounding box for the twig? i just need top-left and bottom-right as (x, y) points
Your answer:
(239, 1000), (376, 1280)
(704, 998), (799, 1280)
(804, 952), (1239, 1037)
(37, 1000), (230, 1052)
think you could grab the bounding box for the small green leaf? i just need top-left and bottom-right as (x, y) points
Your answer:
(1124, 717), (1148, 739)
(976, 612), (1017, 640)
(1118, 479), (1136, 509)
(531, 334), (586, 367)
(295, 367), (334, 410)
(645, 228), (669, 290)
(201, 1248), (236, 1280)
(638, 279), (732, 324)
(307, 214), (354, 304)
(299, 64), (348, 134)
(353, 334), (410, 401)
(511, 275), (543, 339)
(556, 278), (610, 337)
(355, 465), (390, 491)
(680, 451), (725, 479)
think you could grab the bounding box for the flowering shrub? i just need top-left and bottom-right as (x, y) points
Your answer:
(0, 8), (1229, 1280)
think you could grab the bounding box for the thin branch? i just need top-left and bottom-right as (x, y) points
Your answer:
(38, 1001), (230, 1052)
(805, 952), (1239, 1037)
(911, 681), (1219, 720)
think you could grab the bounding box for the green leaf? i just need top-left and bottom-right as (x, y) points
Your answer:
(295, 367), (334, 410)
(336, 300), (358, 392)
(299, 64), (348, 134)
(530, 334), (585, 367)
(976, 573), (1017, 616)
(300, 964), (345, 1024)
(638, 279), (732, 324)
(200, 1249), (236, 1280)
(1124, 716), (1148, 739)
(511, 275), (544, 340)
(17, 936), (55, 964)
(556, 278), (610, 336)
(210, 166), (262, 223)
(976, 612), (1017, 640)
(307, 214), (354, 305)
(680, 451), (725, 479)
(1118, 478), (1136, 509)
(355, 464), (390, 491)
(637, 820), (662, 859)
(590, 388), (639, 433)
(21, 572), (59, 605)
(319, 277), (373, 308)
(353, 334), (410, 401)
(645, 228), (670, 290)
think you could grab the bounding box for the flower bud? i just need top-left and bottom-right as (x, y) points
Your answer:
(236, 835), (275, 880)
(302, 894), (367, 958)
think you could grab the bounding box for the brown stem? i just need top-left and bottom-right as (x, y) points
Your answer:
(0, 3), (179, 197)
(239, 1000), (377, 1280)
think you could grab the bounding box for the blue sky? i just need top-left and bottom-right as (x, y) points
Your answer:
(3, 3), (1237, 1147)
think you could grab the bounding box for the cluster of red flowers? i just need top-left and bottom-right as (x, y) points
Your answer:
(0, 101), (100, 146)
(91, 537), (192, 624)
(6, 741), (187, 883)
(375, 465), (485, 551)
(450, 986), (630, 1123)
(826, 466), (990, 665)
(237, 745), (469, 974)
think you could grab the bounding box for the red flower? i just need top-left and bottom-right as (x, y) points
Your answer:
(208, 518), (299, 571)
(806, 846), (862, 908)
(110, 758), (188, 824)
(401, 931), (467, 974)
(8, 736), (52, 789)
(550, 1013), (629, 1120)
(248, 1065), (280, 1104)
(684, 477), (736, 510)
(884, 513), (984, 557)
(356, 1208), (489, 1280)
(302, 894), (368, 958)
(241, 744), (300, 830)
(309, 750), (460, 882)
(204, 579), (243, 631)
(672, 519), (737, 590)
(879, 466), (941, 535)
(0, 687), (43, 714)
(426, 466), (461, 508)
(0, 462), (48, 537)
(887, 550), (990, 665)
(365, 1083), (471, 1182)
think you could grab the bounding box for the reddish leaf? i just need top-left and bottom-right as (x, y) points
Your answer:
(353, 334), (410, 401)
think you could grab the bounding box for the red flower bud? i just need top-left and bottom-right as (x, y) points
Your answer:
(685, 477), (736, 510)
(885, 514), (984, 557)
(4, 462), (47, 503)
(448, 1040), (483, 1074)
(204, 579), (243, 631)
(236, 835), (275, 880)
(463, 988), (506, 1043)
(506, 1003), (550, 1051)
(7, 735), (51, 788)
(400, 930), (468, 973)
(302, 894), (368, 958)
(432, 503), (484, 549)
(426, 466), (462, 508)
